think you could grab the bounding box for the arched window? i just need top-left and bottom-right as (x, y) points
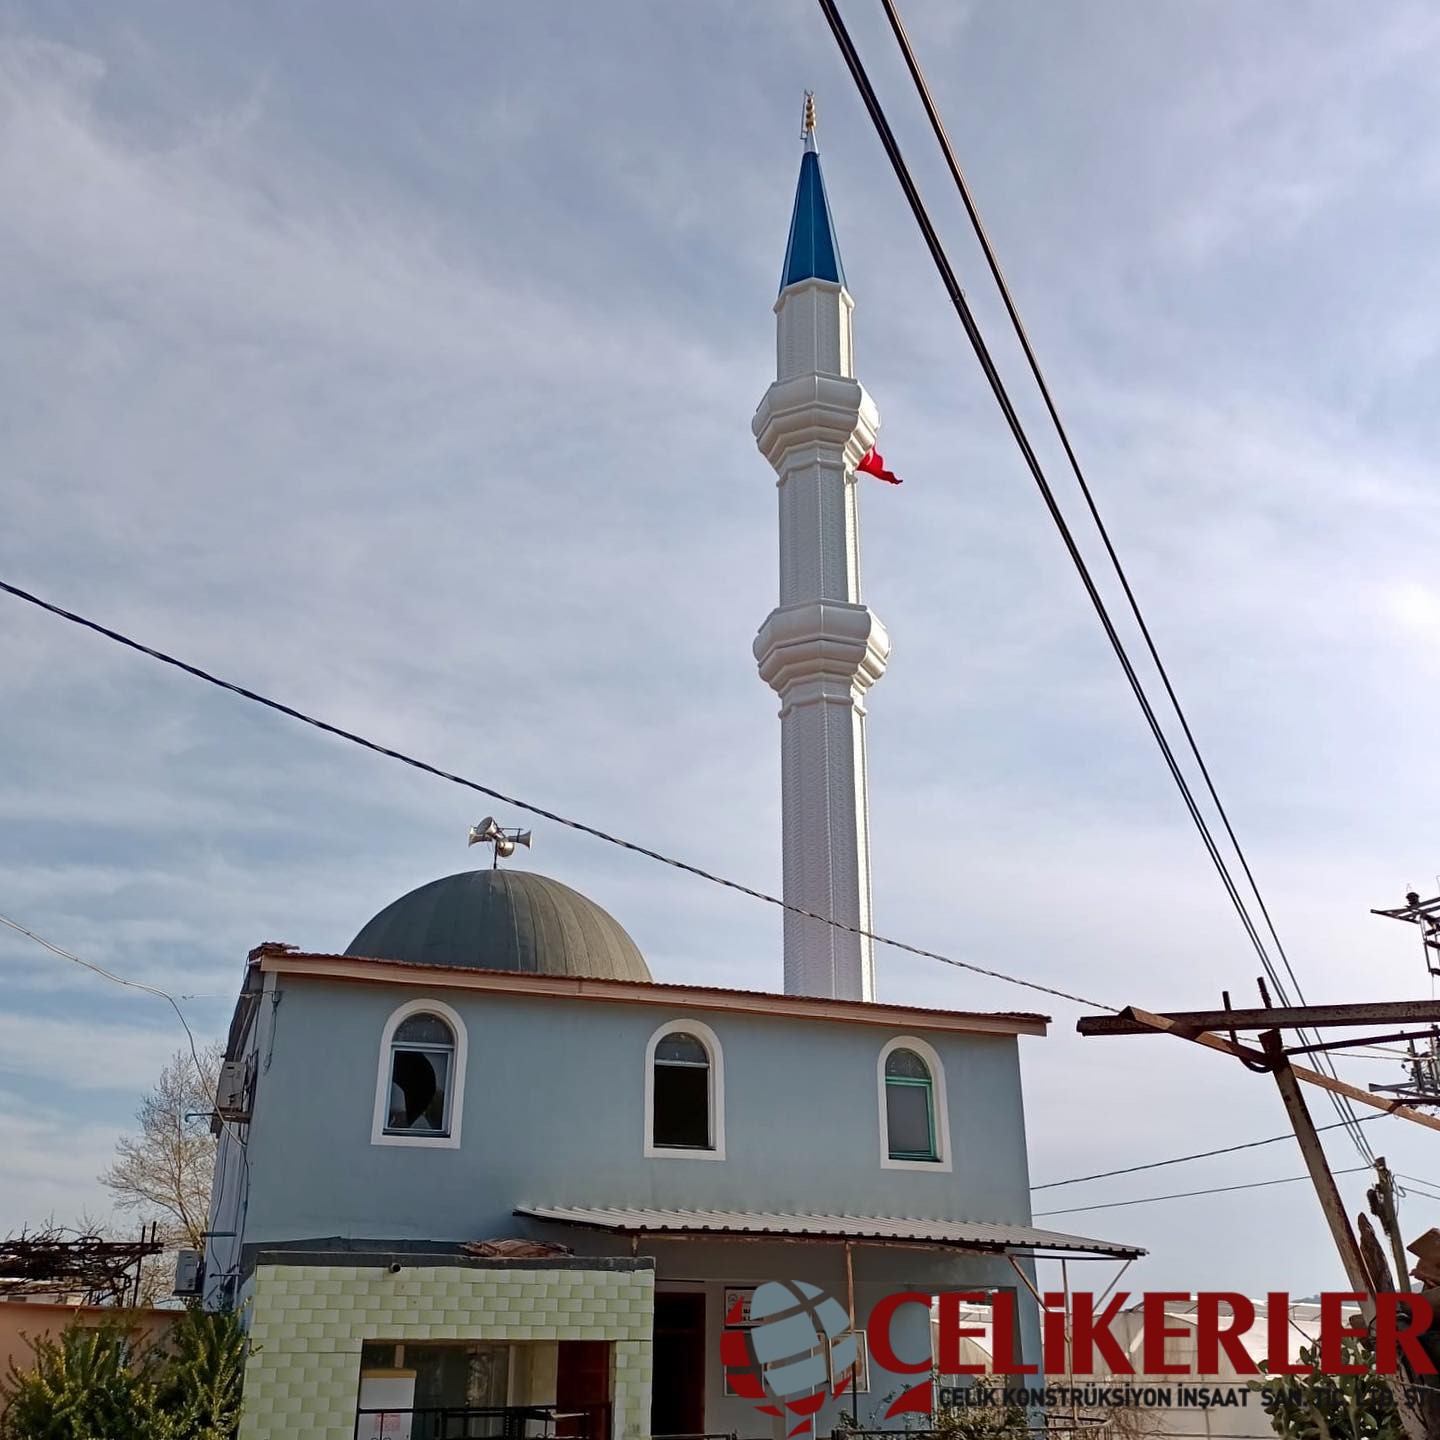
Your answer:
(386, 1013), (454, 1134)
(645, 1021), (725, 1159)
(372, 1000), (467, 1148)
(878, 1036), (950, 1170)
(884, 1048), (936, 1160)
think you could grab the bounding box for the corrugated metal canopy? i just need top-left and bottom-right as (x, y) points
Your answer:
(515, 1204), (1142, 1259)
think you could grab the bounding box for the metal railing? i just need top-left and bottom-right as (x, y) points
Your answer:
(355, 1404), (607, 1440)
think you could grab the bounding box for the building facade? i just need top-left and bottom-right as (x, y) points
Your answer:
(206, 876), (1134, 1439)
(203, 113), (1139, 1440)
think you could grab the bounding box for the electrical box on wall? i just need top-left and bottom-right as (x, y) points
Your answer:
(173, 1248), (203, 1297)
(215, 1058), (250, 1121)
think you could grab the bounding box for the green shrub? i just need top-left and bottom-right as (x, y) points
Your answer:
(0, 1306), (244, 1440)
(1252, 1337), (1403, 1440)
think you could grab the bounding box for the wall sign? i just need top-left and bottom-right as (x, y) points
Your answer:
(723, 1286), (758, 1327)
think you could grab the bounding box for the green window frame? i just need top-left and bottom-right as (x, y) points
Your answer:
(884, 1047), (938, 1162)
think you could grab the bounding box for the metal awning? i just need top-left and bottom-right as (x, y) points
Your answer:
(515, 1204), (1142, 1260)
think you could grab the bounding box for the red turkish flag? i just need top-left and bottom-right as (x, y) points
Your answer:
(857, 447), (901, 484)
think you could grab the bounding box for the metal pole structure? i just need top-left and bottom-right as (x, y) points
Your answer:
(1261, 1031), (1428, 1440)
(844, 1241), (859, 1425)
(1081, 1004), (1440, 1133)
(1061, 1258), (1078, 1437)
(1262, 1031), (1372, 1291)
(129, 1224), (145, 1308)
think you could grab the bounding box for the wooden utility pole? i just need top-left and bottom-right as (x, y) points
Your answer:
(1078, 993), (1440, 1436)
(1260, 1030), (1428, 1440)
(1262, 1032), (1374, 1292)
(1365, 1152), (1411, 1301)
(1369, 1158), (1413, 1295)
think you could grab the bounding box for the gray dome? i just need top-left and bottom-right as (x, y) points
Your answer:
(345, 869), (651, 982)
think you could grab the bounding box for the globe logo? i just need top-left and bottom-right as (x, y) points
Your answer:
(720, 1280), (858, 1435)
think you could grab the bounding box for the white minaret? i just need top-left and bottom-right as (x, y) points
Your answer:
(754, 98), (889, 1002)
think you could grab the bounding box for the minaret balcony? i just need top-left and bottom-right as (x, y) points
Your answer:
(752, 374), (879, 474)
(754, 599), (890, 706)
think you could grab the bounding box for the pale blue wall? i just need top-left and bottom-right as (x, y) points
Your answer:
(204, 972), (1049, 1414)
(231, 975), (1036, 1244)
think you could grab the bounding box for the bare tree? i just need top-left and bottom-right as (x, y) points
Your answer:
(102, 1042), (223, 1253)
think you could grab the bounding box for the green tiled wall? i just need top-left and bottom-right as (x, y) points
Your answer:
(240, 1264), (654, 1440)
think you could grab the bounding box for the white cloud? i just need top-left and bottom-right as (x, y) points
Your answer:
(3, 0), (1440, 1294)
(0, 1095), (128, 1233)
(1383, 580), (1440, 643)
(0, 1010), (183, 1095)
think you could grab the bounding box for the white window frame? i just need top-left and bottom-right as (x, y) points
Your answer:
(877, 1035), (951, 1172)
(371, 998), (468, 1149)
(644, 1019), (725, 1161)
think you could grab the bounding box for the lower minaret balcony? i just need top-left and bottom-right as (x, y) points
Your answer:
(754, 599), (889, 704)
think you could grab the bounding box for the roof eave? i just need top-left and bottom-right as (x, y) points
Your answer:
(252, 949), (1049, 1037)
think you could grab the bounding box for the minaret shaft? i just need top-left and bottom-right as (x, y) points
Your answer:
(778, 455), (859, 605)
(755, 239), (888, 999)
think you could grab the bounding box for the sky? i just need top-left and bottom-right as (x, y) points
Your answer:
(4, 0), (1440, 1297)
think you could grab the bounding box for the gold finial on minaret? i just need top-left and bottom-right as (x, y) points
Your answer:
(802, 91), (817, 140)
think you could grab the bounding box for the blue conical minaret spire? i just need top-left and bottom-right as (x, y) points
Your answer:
(780, 93), (846, 292)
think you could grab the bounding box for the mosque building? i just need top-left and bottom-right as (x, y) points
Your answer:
(202, 106), (1139, 1440)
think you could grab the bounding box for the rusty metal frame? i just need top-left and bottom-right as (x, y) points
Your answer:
(1075, 996), (1437, 1439)
(1078, 999), (1440, 1036)
(1283, 1027), (1438, 1058)
(1078, 1004), (1440, 1133)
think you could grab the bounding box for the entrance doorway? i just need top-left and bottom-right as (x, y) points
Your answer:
(651, 1291), (706, 1437)
(557, 1340), (612, 1440)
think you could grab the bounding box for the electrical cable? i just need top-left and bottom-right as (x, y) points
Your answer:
(817, 0), (1373, 1164)
(875, 0), (1375, 1174)
(0, 910), (208, 1092)
(1033, 1166), (1371, 1218)
(812, 0), (1284, 993)
(0, 576), (1112, 1013)
(1031, 1112), (1388, 1191)
(1, 909), (252, 1268)
(1394, 1173), (1440, 1202)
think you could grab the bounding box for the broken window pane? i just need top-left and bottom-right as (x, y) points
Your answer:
(386, 1013), (455, 1135)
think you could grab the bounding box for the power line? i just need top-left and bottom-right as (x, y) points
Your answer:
(0, 576), (1111, 1013)
(1394, 1173), (1440, 1203)
(874, 0), (1374, 1178)
(14, 882), (1419, 1238)
(818, 0), (1373, 1167)
(1031, 1113), (1389, 1191)
(0, 910), (208, 1093)
(811, 0), (1285, 1000)
(874, 0), (1317, 1024)
(1033, 1167), (1372, 1218)
(2, 909), (255, 1256)
(813, 0), (1269, 989)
